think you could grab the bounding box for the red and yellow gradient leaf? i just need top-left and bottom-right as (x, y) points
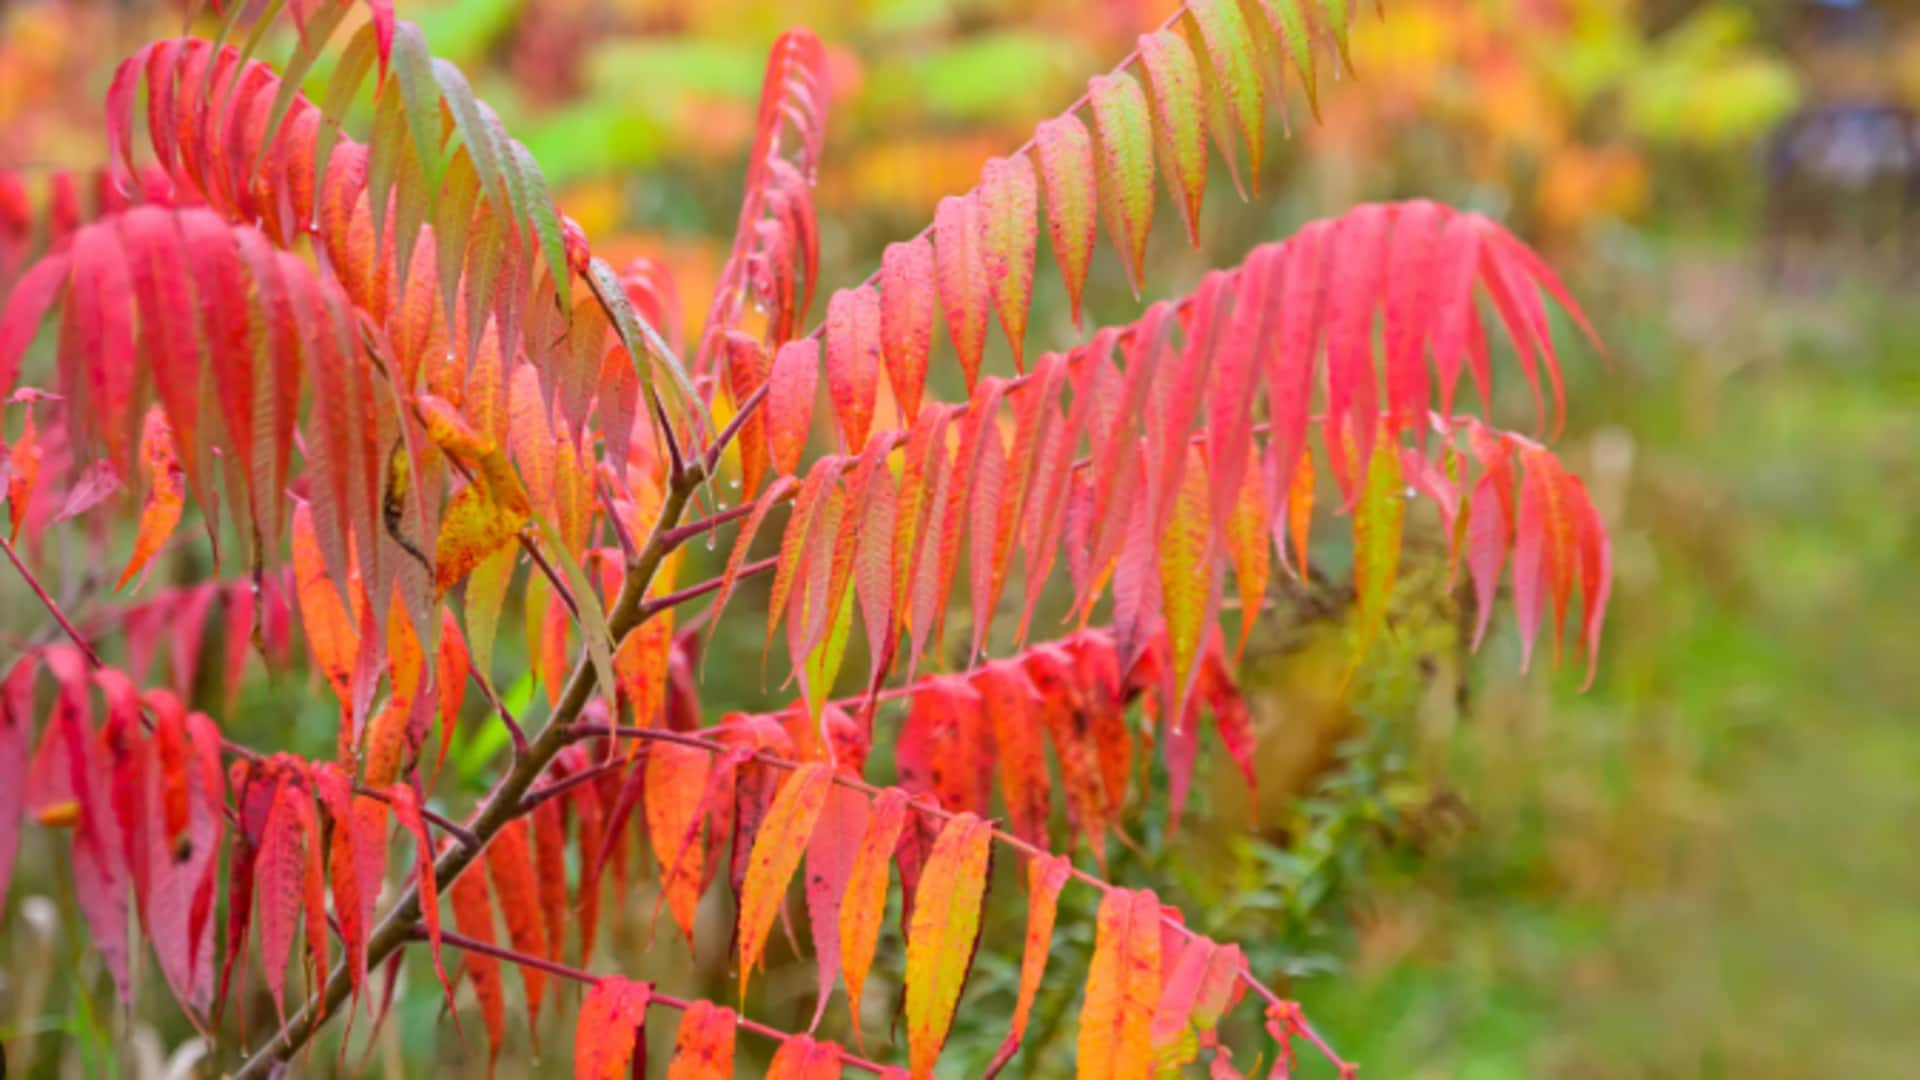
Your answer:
(1032, 114), (1097, 324)
(1159, 445), (1216, 718)
(1086, 72), (1156, 296)
(737, 761), (832, 998)
(978, 154), (1038, 368)
(1184, 0), (1265, 193)
(1135, 29), (1208, 245)
(904, 812), (993, 1079)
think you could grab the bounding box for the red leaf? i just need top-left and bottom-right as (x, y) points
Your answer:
(706, 474), (796, 646)
(966, 414), (1008, 663)
(575, 976), (652, 1080)
(897, 676), (992, 817)
(1383, 200), (1444, 432)
(879, 236), (935, 424)
(853, 463), (898, 698)
(824, 286), (882, 451)
(63, 222), (137, 469)
(0, 251), (69, 401)
(934, 193), (990, 391)
(1323, 205), (1389, 495)
(720, 332), (771, 497)
(0, 663), (30, 913)
(253, 773), (309, 1024)
(970, 661), (1051, 846)
(1026, 645), (1111, 862)
(308, 763), (369, 1013)
(766, 338), (819, 478)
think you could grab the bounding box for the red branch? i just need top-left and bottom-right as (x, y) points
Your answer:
(420, 927), (891, 1074)
(637, 555), (778, 619)
(565, 721), (1352, 1075)
(2, 532), (104, 668)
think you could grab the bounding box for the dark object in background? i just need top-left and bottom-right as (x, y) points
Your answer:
(1762, 0), (1920, 282)
(1763, 101), (1920, 280)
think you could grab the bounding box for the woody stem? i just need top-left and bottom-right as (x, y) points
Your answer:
(230, 462), (705, 1078)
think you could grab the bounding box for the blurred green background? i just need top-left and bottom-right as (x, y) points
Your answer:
(2, 0), (1917, 1076)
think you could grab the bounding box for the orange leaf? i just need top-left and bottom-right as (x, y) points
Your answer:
(646, 739), (713, 944)
(574, 976), (652, 1080)
(666, 999), (737, 1080)
(6, 406), (42, 542)
(449, 855), (506, 1067)
(767, 1034), (845, 1080)
(985, 853), (1071, 1078)
(838, 787), (908, 1050)
(115, 404), (184, 591)
(290, 500), (359, 704)
(486, 816), (550, 1022)
(1224, 451), (1270, 664)
(386, 784), (454, 1010)
(737, 762), (832, 1000)
(1076, 888), (1163, 1080)
(904, 812), (993, 1079)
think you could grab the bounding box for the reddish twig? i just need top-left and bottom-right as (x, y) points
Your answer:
(519, 759), (624, 811)
(419, 927), (891, 1074)
(565, 721), (1351, 1074)
(2, 532), (104, 669)
(637, 555), (778, 619)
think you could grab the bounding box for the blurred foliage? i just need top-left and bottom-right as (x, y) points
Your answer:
(4, 0), (1919, 1076)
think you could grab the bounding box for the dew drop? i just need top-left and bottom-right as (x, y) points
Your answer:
(728, 478), (741, 490)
